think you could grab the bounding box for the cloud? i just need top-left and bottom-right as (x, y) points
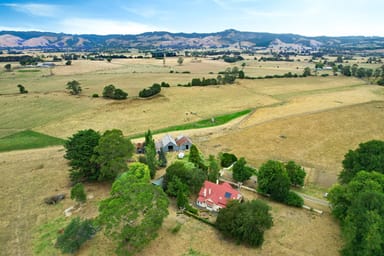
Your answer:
(2, 3), (59, 17)
(123, 7), (164, 18)
(59, 18), (162, 35)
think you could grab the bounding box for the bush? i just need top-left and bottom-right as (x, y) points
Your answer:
(284, 191), (304, 207)
(92, 93), (99, 98)
(161, 81), (170, 87)
(139, 83), (162, 98)
(102, 84), (128, 100)
(56, 218), (97, 254)
(65, 60), (72, 66)
(70, 183), (86, 203)
(220, 153), (237, 167)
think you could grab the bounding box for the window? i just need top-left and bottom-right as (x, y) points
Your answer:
(224, 192), (232, 199)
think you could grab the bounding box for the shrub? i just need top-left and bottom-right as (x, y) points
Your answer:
(65, 60), (72, 65)
(284, 191), (304, 207)
(56, 218), (97, 254)
(161, 81), (170, 87)
(139, 83), (162, 98)
(102, 84), (128, 100)
(70, 183), (86, 203)
(220, 153), (237, 167)
(92, 93), (99, 98)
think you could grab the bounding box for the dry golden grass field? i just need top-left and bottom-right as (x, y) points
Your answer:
(0, 56), (383, 255)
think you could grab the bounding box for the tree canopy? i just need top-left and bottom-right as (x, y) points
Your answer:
(144, 130), (157, 178)
(92, 129), (134, 181)
(285, 160), (306, 187)
(257, 160), (303, 207)
(66, 80), (82, 95)
(102, 84), (128, 100)
(97, 171), (169, 256)
(339, 140), (384, 184)
(232, 157), (253, 183)
(164, 161), (207, 194)
(56, 217), (97, 254)
(216, 200), (273, 247)
(64, 129), (101, 182)
(329, 171), (384, 256)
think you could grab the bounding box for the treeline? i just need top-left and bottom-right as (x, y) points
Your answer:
(138, 82), (169, 98)
(178, 67), (244, 87)
(329, 140), (384, 256)
(0, 55), (42, 65)
(337, 63), (384, 85)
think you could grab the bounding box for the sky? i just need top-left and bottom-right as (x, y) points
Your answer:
(0, 0), (382, 37)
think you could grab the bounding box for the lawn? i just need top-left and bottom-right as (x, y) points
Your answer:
(129, 109), (252, 139)
(0, 130), (65, 152)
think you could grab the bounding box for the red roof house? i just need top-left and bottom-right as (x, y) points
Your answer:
(196, 181), (242, 212)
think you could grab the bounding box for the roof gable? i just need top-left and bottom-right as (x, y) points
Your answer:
(175, 135), (192, 146)
(197, 181), (241, 208)
(161, 134), (177, 147)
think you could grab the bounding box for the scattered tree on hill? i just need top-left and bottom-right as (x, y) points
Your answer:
(64, 129), (101, 182)
(144, 130), (158, 178)
(66, 80), (82, 95)
(177, 56), (184, 65)
(65, 60), (72, 65)
(17, 84), (28, 94)
(339, 140), (384, 184)
(92, 129), (134, 181)
(56, 217), (97, 254)
(4, 63), (11, 71)
(285, 160), (306, 187)
(102, 84), (128, 100)
(97, 171), (169, 256)
(70, 183), (87, 203)
(139, 83), (161, 98)
(302, 67), (311, 77)
(232, 157), (253, 183)
(216, 200), (273, 247)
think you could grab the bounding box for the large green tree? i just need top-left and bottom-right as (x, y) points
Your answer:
(97, 172), (169, 256)
(285, 160), (306, 187)
(165, 161), (206, 194)
(92, 129), (134, 181)
(207, 155), (220, 183)
(216, 200), (273, 247)
(328, 171), (384, 256)
(64, 129), (101, 182)
(188, 144), (206, 171)
(144, 130), (157, 178)
(257, 160), (290, 202)
(339, 140), (384, 184)
(232, 157), (253, 183)
(66, 80), (82, 95)
(127, 162), (151, 182)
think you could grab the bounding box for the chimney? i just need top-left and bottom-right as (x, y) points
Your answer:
(216, 179), (219, 184)
(208, 188), (211, 195)
(203, 188), (207, 197)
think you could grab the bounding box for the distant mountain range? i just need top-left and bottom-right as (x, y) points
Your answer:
(0, 29), (383, 52)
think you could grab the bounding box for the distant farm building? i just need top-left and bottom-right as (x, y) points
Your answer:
(196, 181), (242, 212)
(156, 134), (192, 153)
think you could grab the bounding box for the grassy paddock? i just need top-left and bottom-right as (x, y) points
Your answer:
(129, 109), (252, 139)
(0, 130), (65, 152)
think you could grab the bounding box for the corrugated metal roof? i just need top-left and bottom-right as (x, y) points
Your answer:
(161, 134), (177, 147)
